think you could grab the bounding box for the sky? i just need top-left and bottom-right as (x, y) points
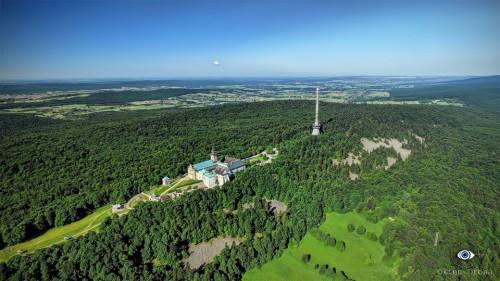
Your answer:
(0, 0), (499, 80)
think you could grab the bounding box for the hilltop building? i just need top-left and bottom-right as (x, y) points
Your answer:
(312, 87), (322, 136)
(188, 147), (245, 188)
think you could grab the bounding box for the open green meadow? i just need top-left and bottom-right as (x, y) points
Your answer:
(0, 204), (112, 263)
(244, 212), (399, 281)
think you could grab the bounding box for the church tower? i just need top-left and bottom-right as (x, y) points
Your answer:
(311, 87), (322, 136)
(210, 145), (217, 161)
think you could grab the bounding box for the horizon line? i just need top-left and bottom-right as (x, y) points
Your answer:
(1, 74), (499, 84)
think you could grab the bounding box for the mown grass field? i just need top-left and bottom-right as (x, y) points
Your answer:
(243, 212), (399, 281)
(0, 204), (112, 263)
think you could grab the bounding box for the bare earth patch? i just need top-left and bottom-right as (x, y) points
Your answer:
(242, 202), (254, 210)
(334, 136), (425, 178)
(412, 133), (425, 144)
(332, 152), (361, 166)
(385, 157), (397, 170)
(361, 138), (411, 160)
(343, 152), (361, 166)
(349, 171), (360, 180)
(185, 237), (243, 269)
(267, 199), (287, 214)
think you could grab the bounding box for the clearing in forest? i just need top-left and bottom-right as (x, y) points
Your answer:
(361, 138), (411, 160)
(184, 236), (244, 269)
(243, 212), (400, 281)
(0, 204), (112, 263)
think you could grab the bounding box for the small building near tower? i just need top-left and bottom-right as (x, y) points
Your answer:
(162, 176), (171, 186)
(112, 204), (125, 213)
(149, 195), (161, 202)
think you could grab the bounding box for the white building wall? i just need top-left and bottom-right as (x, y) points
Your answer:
(203, 176), (217, 188)
(196, 170), (204, 180)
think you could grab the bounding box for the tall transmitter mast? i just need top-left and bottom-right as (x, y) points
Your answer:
(311, 87), (322, 136)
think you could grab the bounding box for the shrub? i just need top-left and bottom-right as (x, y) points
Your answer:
(347, 223), (355, 232)
(319, 264), (329, 275)
(325, 236), (336, 247)
(301, 254), (311, 263)
(327, 267), (337, 277)
(356, 225), (366, 235)
(336, 240), (346, 251)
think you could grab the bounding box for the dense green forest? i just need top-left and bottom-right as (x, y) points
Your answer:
(0, 102), (308, 245)
(1, 94), (499, 280)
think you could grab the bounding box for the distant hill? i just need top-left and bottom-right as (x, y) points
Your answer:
(390, 75), (500, 113)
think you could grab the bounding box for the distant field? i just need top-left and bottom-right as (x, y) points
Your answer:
(0, 204), (112, 263)
(243, 212), (399, 281)
(367, 91), (390, 98)
(2, 76), (483, 119)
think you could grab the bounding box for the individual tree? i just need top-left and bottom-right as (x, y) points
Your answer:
(347, 223), (355, 232)
(356, 225), (366, 235)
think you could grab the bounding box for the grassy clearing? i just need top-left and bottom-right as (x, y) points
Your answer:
(247, 154), (267, 165)
(0, 204), (112, 263)
(243, 212), (399, 281)
(174, 179), (202, 191)
(128, 193), (150, 208)
(151, 178), (200, 196)
(151, 181), (176, 196)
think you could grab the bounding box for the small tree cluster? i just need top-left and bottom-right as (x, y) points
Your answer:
(311, 229), (336, 247)
(336, 240), (346, 251)
(315, 264), (337, 278)
(356, 225), (366, 235)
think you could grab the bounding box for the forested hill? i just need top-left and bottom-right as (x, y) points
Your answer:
(0, 102), (309, 246)
(1, 100), (499, 280)
(390, 75), (500, 112)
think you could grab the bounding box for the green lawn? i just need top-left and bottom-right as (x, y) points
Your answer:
(152, 178), (201, 196)
(247, 154), (267, 165)
(172, 178), (201, 191)
(244, 212), (399, 281)
(152, 183), (174, 196)
(0, 204), (112, 263)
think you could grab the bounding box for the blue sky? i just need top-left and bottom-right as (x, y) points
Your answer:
(0, 0), (499, 80)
